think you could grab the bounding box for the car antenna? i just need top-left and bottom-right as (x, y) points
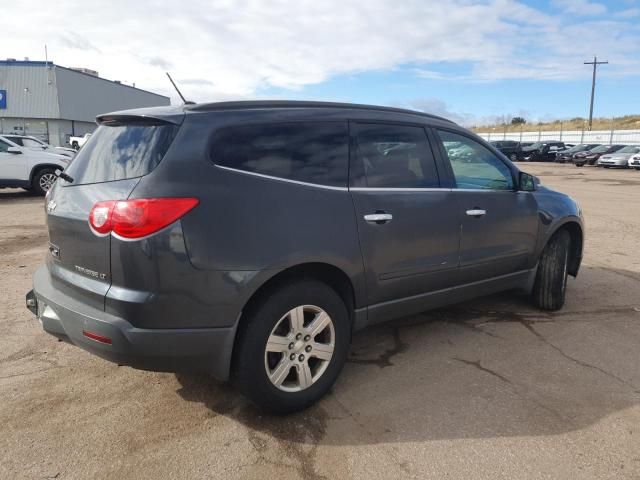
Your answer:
(166, 72), (195, 105)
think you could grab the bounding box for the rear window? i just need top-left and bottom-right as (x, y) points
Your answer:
(65, 124), (179, 185)
(211, 122), (348, 187)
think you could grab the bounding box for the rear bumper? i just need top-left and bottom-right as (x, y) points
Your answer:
(28, 266), (237, 380)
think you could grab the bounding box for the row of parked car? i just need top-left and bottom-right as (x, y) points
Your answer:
(489, 140), (640, 169)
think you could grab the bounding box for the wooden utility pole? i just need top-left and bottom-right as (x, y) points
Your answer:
(584, 56), (608, 131)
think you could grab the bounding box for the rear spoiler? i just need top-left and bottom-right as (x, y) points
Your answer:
(96, 110), (185, 126)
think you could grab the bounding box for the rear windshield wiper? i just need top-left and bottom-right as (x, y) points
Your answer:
(55, 169), (74, 184)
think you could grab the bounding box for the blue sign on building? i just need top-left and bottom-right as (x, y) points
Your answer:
(0, 90), (6, 109)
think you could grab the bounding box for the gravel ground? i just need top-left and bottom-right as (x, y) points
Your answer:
(1, 164), (639, 480)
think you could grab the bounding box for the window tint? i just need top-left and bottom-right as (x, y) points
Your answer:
(0, 140), (10, 153)
(437, 130), (514, 191)
(65, 124), (179, 185)
(353, 123), (439, 188)
(5, 137), (23, 146)
(211, 122), (348, 187)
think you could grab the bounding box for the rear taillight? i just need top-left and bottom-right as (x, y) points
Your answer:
(89, 198), (199, 239)
(89, 201), (115, 235)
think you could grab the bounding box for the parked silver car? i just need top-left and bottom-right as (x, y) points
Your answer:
(598, 146), (640, 167)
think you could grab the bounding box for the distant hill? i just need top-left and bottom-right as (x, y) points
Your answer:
(471, 115), (640, 133)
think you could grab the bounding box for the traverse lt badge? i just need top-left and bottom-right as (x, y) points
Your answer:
(75, 265), (107, 280)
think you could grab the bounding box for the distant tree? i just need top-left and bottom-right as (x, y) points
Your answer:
(511, 116), (526, 125)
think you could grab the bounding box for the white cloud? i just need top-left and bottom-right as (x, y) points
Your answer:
(402, 98), (533, 127)
(552, 0), (607, 15)
(614, 7), (640, 18)
(0, 0), (637, 105)
(402, 98), (471, 125)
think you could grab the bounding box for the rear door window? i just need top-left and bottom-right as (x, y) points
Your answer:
(352, 123), (440, 188)
(64, 123), (179, 185)
(211, 122), (348, 187)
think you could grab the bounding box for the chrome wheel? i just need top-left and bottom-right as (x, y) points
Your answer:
(39, 173), (57, 191)
(264, 305), (335, 392)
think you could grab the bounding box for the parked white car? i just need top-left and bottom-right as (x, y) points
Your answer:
(69, 133), (92, 150)
(1, 134), (76, 158)
(598, 146), (640, 167)
(629, 154), (640, 171)
(0, 135), (72, 195)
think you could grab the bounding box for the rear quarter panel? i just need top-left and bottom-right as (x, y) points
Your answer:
(130, 110), (367, 311)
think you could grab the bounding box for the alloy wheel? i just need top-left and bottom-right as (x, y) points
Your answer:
(39, 173), (57, 191)
(264, 305), (335, 392)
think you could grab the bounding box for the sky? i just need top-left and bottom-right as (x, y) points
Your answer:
(2, 0), (639, 126)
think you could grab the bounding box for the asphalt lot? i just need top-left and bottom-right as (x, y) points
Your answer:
(1, 164), (639, 480)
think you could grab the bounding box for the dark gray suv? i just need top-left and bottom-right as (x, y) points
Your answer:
(27, 101), (584, 413)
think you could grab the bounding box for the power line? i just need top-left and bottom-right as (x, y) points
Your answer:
(584, 56), (608, 131)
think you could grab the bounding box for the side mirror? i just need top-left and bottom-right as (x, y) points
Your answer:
(519, 172), (539, 192)
(7, 147), (22, 154)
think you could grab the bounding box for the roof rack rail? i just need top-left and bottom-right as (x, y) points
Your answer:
(185, 100), (455, 124)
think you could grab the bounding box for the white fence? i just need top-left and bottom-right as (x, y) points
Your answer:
(476, 129), (640, 145)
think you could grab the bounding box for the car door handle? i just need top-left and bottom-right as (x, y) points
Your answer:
(466, 209), (486, 217)
(364, 213), (393, 224)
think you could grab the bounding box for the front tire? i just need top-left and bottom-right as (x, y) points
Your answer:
(234, 280), (350, 414)
(33, 168), (57, 196)
(532, 230), (570, 311)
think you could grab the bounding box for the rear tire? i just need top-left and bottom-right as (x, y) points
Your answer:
(234, 279), (350, 414)
(33, 168), (57, 196)
(575, 163), (584, 167)
(509, 153), (517, 162)
(532, 230), (570, 311)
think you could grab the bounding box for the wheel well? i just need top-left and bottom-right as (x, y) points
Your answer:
(231, 263), (356, 374)
(241, 263), (355, 325)
(554, 222), (583, 277)
(30, 164), (60, 183)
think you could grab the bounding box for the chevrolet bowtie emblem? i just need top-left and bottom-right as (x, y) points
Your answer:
(46, 200), (57, 213)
